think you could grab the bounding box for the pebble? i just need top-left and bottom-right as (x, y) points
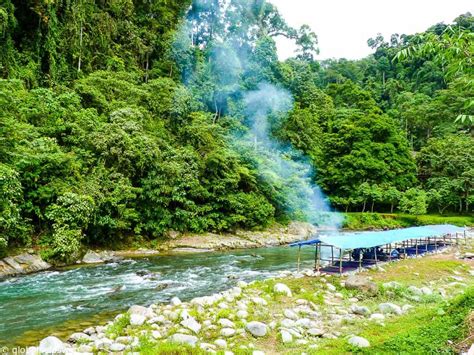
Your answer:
(283, 309), (298, 320)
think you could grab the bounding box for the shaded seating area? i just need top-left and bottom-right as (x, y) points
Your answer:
(289, 225), (468, 275)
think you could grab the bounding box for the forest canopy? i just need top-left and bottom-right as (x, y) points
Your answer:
(0, 0), (472, 262)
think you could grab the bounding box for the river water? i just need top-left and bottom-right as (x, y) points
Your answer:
(0, 246), (316, 346)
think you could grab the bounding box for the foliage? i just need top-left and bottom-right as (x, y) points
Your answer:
(0, 2), (472, 260)
(399, 188), (428, 215)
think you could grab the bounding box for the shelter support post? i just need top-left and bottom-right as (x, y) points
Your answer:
(415, 239), (418, 257)
(297, 245), (301, 272)
(339, 249), (343, 275)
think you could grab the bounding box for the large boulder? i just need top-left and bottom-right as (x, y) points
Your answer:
(345, 275), (378, 295)
(39, 336), (66, 354)
(0, 253), (51, 279)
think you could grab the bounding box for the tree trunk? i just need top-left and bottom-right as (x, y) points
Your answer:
(362, 201), (366, 213)
(371, 201), (375, 212)
(390, 203), (394, 213)
(78, 20), (83, 73)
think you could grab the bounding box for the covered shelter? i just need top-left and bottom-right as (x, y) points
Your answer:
(289, 224), (467, 274)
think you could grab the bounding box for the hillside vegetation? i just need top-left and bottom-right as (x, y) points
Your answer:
(0, 1), (472, 262)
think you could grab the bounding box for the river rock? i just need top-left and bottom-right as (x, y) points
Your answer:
(283, 309), (298, 320)
(214, 339), (227, 348)
(170, 296), (182, 306)
(39, 336), (66, 354)
(0, 253), (51, 278)
(383, 281), (402, 289)
(402, 304), (414, 312)
(246, 321), (267, 337)
(130, 314), (146, 326)
(369, 313), (385, 321)
(348, 336), (370, 348)
(420, 287), (433, 295)
(221, 328), (236, 337)
(219, 318), (235, 328)
(351, 305), (370, 316)
(345, 275), (378, 295)
(169, 333), (198, 346)
(181, 317), (201, 333)
(407, 286), (422, 295)
(129, 305), (154, 318)
(379, 303), (402, 315)
(68, 332), (90, 343)
(110, 342), (126, 352)
(251, 297), (267, 306)
(81, 251), (103, 264)
(280, 318), (296, 328)
(236, 310), (248, 319)
(273, 283), (292, 297)
(307, 328), (324, 337)
(280, 330), (293, 343)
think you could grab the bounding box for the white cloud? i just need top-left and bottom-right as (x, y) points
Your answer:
(270, 0), (473, 60)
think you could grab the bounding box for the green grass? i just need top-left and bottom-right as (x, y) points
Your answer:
(343, 212), (473, 230)
(137, 336), (207, 355)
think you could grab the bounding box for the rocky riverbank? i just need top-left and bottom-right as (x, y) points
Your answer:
(0, 222), (316, 279)
(25, 243), (474, 354)
(0, 252), (51, 279)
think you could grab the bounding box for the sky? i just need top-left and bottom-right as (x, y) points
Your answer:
(270, 0), (473, 60)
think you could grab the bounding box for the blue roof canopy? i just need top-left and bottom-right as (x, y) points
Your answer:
(290, 224), (465, 250)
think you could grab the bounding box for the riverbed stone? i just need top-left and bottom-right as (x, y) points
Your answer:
(283, 309), (298, 320)
(280, 318), (296, 328)
(246, 321), (267, 337)
(68, 332), (90, 343)
(214, 339), (227, 348)
(170, 296), (182, 306)
(369, 313), (385, 321)
(130, 313), (146, 326)
(345, 275), (378, 295)
(407, 286), (422, 295)
(420, 287), (433, 295)
(307, 328), (324, 337)
(169, 333), (198, 346)
(129, 305), (154, 318)
(39, 336), (66, 354)
(273, 283), (292, 297)
(251, 297), (267, 306)
(181, 316), (201, 334)
(110, 342), (126, 352)
(351, 305), (370, 316)
(219, 318), (235, 328)
(280, 330), (293, 343)
(348, 336), (370, 348)
(236, 310), (248, 319)
(221, 328), (236, 337)
(379, 303), (402, 315)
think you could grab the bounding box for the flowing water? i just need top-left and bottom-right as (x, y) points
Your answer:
(0, 246), (316, 347)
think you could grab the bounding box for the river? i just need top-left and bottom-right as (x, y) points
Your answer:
(0, 245), (316, 347)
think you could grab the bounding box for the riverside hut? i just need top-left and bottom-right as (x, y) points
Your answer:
(290, 224), (467, 274)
